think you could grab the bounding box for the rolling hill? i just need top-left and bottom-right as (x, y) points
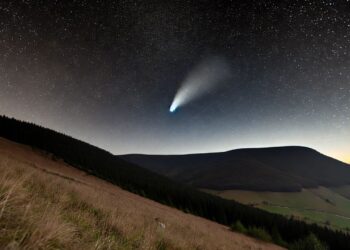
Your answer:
(1, 115), (350, 249)
(0, 137), (284, 249)
(121, 147), (350, 192)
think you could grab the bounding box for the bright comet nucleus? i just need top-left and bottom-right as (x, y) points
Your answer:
(169, 104), (177, 112)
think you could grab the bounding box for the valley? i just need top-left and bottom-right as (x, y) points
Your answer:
(204, 187), (350, 231)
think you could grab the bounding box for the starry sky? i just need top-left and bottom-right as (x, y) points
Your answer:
(0, 0), (349, 163)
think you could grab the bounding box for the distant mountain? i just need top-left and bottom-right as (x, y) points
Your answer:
(121, 147), (350, 192)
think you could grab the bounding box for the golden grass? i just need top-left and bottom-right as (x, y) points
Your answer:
(0, 138), (284, 250)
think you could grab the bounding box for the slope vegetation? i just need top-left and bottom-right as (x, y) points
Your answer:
(206, 187), (350, 231)
(0, 137), (283, 250)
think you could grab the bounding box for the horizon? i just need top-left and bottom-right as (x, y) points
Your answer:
(2, 114), (349, 164)
(1, 1), (349, 165)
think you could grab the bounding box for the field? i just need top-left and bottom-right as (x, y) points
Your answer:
(0, 137), (284, 250)
(205, 187), (350, 231)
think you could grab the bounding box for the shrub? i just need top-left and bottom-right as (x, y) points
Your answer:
(231, 222), (276, 244)
(271, 226), (287, 247)
(247, 226), (272, 242)
(290, 233), (329, 250)
(230, 220), (247, 234)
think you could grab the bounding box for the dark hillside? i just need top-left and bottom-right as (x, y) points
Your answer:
(122, 147), (350, 191)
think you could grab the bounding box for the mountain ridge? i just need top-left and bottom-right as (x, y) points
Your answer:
(121, 146), (350, 192)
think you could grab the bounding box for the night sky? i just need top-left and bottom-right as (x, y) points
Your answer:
(1, 1), (349, 163)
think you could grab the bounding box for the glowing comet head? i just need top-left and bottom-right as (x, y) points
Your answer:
(169, 57), (231, 113)
(169, 103), (177, 112)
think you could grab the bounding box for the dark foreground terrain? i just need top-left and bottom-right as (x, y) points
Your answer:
(1, 115), (349, 249)
(0, 137), (283, 249)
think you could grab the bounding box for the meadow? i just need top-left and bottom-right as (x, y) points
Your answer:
(0, 138), (283, 250)
(206, 187), (350, 232)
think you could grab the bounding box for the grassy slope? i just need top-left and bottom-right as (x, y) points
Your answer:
(332, 186), (350, 199)
(0, 138), (284, 250)
(205, 188), (350, 232)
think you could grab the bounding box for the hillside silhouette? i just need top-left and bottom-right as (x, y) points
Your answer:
(122, 147), (350, 192)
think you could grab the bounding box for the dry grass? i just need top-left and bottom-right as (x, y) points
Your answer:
(0, 138), (284, 250)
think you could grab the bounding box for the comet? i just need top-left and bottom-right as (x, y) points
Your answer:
(169, 57), (231, 113)
(169, 103), (177, 112)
